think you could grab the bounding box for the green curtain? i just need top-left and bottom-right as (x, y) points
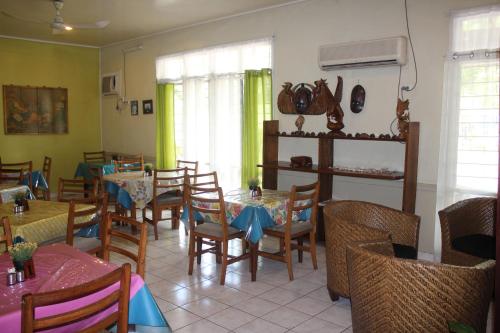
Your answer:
(156, 83), (176, 169)
(241, 68), (273, 187)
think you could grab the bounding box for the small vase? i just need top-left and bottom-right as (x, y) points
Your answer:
(13, 260), (24, 272)
(13, 259), (35, 278)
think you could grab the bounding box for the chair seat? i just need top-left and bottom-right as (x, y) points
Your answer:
(194, 222), (241, 238)
(265, 221), (312, 235)
(73, 236), (101, 252)
(147, 192), (183, 207)
(452, 234), (495, 260)
(393, 243), (417, 259)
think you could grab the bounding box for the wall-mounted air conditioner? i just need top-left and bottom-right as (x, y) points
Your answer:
(319, 36), (407, 70)
(102, 73), (120, 95)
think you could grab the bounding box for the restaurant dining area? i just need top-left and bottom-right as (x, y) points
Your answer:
(0, 0), (499, 332)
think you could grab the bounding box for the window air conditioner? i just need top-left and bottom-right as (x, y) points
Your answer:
(102, 73), (120, 95)
(318, 36), (407, 70)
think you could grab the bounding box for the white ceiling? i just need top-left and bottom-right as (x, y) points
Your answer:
(0, 0), (298, 47)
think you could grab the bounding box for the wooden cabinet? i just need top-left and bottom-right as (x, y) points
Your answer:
(259, 120), (420, 240)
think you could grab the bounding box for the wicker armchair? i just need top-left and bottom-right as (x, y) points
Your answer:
(323, 200), (420, 300)
(439, 197), (496, 266)
(346, 240), (495, 333)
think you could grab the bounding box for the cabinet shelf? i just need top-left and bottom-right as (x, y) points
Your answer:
(258, 161), (404, 180)
(271, 132), (405, 142)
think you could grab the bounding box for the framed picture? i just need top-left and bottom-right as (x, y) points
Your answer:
(3, 85), (68, 135)
(130, 100), (138, 116)
(142, 99), (153, 114)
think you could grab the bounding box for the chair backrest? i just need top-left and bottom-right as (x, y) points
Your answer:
(66, 193), (109, 246)
(102, 213), (147, 278)
(21, 263), (131, 333)
(286, 182), (320, 231)
(83, 151), (106, 164)
(0, 161), (32, 189)
(0, 167), (24, 185)
(153, 167), (187, 199)
(114, 154), (144, 172)
(187, 171), (219, 193)
(42, 156), (51, 186)
(89, 166), (105, 194)
(187, 185), (228, 232)
(57, 178), (97, 203)
(177, 160), (198, 176)
(1, 216), (13, 252)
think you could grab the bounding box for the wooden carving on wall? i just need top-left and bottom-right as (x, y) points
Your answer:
(277, 79), (335, 115)
(396, 98), (410, 139)
(326, 76), (345, 134)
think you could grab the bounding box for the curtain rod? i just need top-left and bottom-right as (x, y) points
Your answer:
(452, 49), (499, 59)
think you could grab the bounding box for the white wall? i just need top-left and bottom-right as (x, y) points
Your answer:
(100, 0), (495, 253)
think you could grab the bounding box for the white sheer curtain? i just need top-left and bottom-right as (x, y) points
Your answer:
(435, 5), (499, 257)
(156, 38), (272, 190)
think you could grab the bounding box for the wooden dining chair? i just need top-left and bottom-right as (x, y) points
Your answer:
(102, 213), (148, 279)
(57, 178), (97, 203)
(187, 185), (251, 285)
(258, 182), (320, 281)
(0, 161), (33, 189)
(66, 193), (109, 257)
(1, 216), (13, 252)
(0, 166), (24, 185)
(21, 263), (131, 333)
(142, 168), (187, 240)
(34, 156), (51, 200)
(177, 160), (198, 176)
(113, 154), (144, 172)
(83, 150), (106, 163)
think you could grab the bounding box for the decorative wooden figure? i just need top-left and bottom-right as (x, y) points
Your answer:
(294, 115), (305, 134)
(350, 84), (366, 113)
(396, 98), (410, 139)
(277, 79), (335, 115)
(326, 76), (345, 133)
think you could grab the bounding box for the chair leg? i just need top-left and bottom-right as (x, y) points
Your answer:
(309, 232), (318, 270)
(279, 238), (285, 256)
(285, 237), (294, 281)
(130, 203), (137, 234)
(154, 223), (159, 241)
(220, 240), (229, 285)
(188, 233), (195, 275)
(328, 287), (340, 301)
(215, 241), (222, 264)
(297, 237), (303, 263)
(184, 226), (189, 236)
(196, 238), (203, 265)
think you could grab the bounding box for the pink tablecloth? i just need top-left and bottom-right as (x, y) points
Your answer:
(0, 243), (143, 332)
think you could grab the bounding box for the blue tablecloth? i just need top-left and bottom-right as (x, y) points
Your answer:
(74, 162), (116, 181)
(105, 181), (134, 209)
(21, 170), (48, 190)
(128, 284), (171, 332)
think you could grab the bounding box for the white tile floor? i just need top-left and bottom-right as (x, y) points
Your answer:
(109, 218), (494, 333)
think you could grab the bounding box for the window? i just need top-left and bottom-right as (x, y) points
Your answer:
(156, 39), (272, 190)
(437, 5), (499, 205)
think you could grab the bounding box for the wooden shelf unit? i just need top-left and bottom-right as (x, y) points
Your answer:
(259, 120), (420, 240)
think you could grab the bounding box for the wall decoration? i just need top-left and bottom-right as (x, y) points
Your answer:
(350, 84), (366, 113)
(396, 98), (410, 139)
(326, 76), (344, 134)
(290, 156), (312, 168)
(294, 115), (305, 134)
(130, 100), (138, 116)
(3, 85), (68, 135)
(142, 99), (153, 114)
(277, 79), (335, 115)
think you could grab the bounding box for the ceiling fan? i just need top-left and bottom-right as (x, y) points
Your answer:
(1, 0), (110, 34)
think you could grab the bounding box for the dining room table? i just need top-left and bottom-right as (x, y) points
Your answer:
(0, 184), (34, 203)
(0, 243), (170, 332)
(0, 200), (95, 245)
(74, 161), (116, 182)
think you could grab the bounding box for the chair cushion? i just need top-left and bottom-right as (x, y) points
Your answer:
(155, 192), (183, 205)
(452, 234), (495, 260)
(73, 237), (101, 252)
(194, 223), (241, 238)
(266, 221), (313, 235)
(393, 243), (417, 259)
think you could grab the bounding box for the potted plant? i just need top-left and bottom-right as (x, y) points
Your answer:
(247, 178), (262, 197)
(8, 241), (37, 277)
(144, 164), (153, 177)
(12, 191), (30, 211)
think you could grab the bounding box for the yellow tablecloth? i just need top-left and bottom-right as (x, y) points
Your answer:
(0, 200), (94, 245)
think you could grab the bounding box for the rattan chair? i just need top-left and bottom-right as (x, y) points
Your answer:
(323, 200), (420, 300)
(1, 216), (13, 252)
(187, 185), (251, 285)
(258, 182), (320, 281)
(439, 197), (496, 266)
(21, 263), (131, 333)
(66, 193), (109, 257)
(102, 213), (148, 279)
(346, 240), (495, 333)
(142, 168), (187, 239)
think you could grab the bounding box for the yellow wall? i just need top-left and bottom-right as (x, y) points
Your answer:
(0, 38), (101, 191)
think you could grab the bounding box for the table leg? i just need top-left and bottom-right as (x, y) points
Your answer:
(130, 203), (138, 234)
(250, 242), (258, 281)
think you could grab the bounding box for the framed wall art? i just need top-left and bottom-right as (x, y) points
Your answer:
(142, 99), (153, 114)
(131, 100), (139, 116)
(3, 85), (68, 135)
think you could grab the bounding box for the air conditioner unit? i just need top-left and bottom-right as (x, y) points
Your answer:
(319, 36), (407, 70)
(102, 73), (120, 95)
